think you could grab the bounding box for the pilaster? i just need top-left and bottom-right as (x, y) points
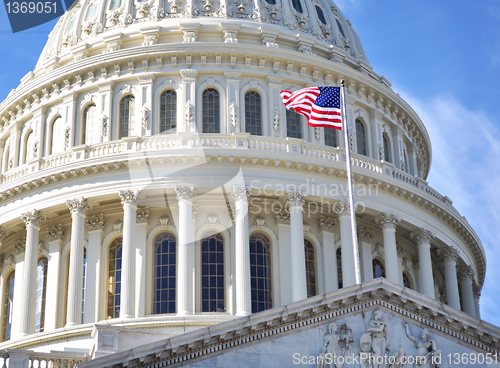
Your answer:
(411, 228), (435, 300)
(319, 216), (338, 292)
(44, 224), (65, 331)
(375, 213), (401, 285)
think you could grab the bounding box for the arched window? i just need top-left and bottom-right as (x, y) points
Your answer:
(291, 0), (303, 13)
(202, 88), (220, 133)
(84, 1), (97, 20)
(336, 248), (342, 289)
(82, 103), (98, 145)
(25, 131), (37, 163)
(51, 117), (65, 155)
(324, 128), (338, 147)
(245, 91), (262, 135)
(336, 19), (345, 38)
(355, 119), (367, 156)
(403, 272), (412, 289)
(119, 95), (135, 139)
(286, 109), (302, 139)
(81, 249), (87, 324)
(304, 239), (316, 297)
(109, 0), (122, 10)
(3, 271), (14, 341)
(201, 233), (225, 312)
(372, 259), (385, 279)
(34, 257), (48, 333)
(160, 90), (177, 133)
(403, 150), (409, 173)
(107, 238), (122, 319)
(383, 134), (390, 162)
(154, 232), (176, 314)
(249, 233), (272, 312)
(315, 5), (327, 24)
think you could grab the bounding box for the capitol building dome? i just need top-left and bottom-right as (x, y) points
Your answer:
(0, 0), (496, 367)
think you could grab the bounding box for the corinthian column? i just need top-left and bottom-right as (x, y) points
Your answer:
(334, 200), (356, 288)
(287, 192), (307, 302)
(411, 228), (435, 299)
(441, 246), (461, 310)
(18, 210), (46, 336)
(119, 190), (140, 319)
(175, 185), (195, 316)
(45, 224), (65, 331)
(375, 213), (401, 285)
(66, 198), (91, 326)
(458, 265), (477, 317)
(233, 187), (251, 315)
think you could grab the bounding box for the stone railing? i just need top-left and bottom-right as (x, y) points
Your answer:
(0, 350), (87, 368)
(0, 133), (446, 206)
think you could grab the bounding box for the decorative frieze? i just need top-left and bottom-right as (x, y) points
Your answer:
(176, 185), (196, 201)
(0, 226), (10, 243)
(411, 228), (434, 245)
(375, 213), (400, 230)
(136, 207), (150, 224)
(318, 215), (335, 233)
(86, 214), (105, 231)
(66, 197), (91, 215)
(47, 224), (65, 241)
(21, 209), (46, 227)
(357, 225), (373, 242)
(119, 190), (140, 206)
(232, 187), (251, 202)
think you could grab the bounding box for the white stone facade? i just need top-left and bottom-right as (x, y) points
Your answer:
(0, 0), (491, 365)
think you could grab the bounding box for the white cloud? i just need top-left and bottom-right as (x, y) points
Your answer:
(400, 92), (500, 325)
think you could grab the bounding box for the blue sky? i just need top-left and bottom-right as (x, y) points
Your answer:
(1, 1), (500, 325)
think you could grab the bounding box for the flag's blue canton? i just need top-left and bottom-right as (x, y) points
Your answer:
(316, 87), (341, 108)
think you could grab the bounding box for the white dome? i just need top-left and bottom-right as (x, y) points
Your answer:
(35, 0), (370, 73)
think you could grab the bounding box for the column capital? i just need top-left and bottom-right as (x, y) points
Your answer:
(473, 283), (481, 299)
(47, 224), (65, 241)
(333, 199), (350, 216)
(119, 189), (140, 206)
(176, 185), (196, 201)
(318, 215), (335, 233)
(375, 213), (400, 230)
(86, 214), (105, 231)
(357, 225), (373, 242)
(14, 238), (26, 255)
(286, 192), (306, 209)
(0, 226), (9, 244)
(66, 197), (91, 215)
(458, 265), (475, 282)
(136, 207), (150, 224)
(21, 209), (46, 227)
(232, 186), (251, 202)
(275, 208), (290, 225)
(411, 228), (434, 245)
(440, 246), (458, 262)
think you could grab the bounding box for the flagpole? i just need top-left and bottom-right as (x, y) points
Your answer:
(340, 80), (362, 285)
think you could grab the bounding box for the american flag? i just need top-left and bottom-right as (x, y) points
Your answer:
(280, 86), (342, 130)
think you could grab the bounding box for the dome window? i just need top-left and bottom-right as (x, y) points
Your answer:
(291, 0), (303, 13)
(324, 127), (338, 147)
(250, 233), (272, 313)
(159, 90), (177, 134)
(403, 272), (412, 289)
(383, 133), (391, 162)
(304, 239), (317, 297)
(85, 2), (97, 21)
(355, 119), (367, 156)
(286, 108), (302, 139)
(2, 271), (15, 341)
(336, 248), (342, 289)
(315, 5), (327, 25)
(202, 88), (220, 134)
(107, 238), (122, 319)
(245, 91), (262, 136)
(265, 0), (276, 4)
(201, 233), (225, 312)
(109, 0), (122, 11)
(154, 232), (177, 314)
(34, 257), (48, 333)
(119, 95), (135, 139)
(50, 116), (65, 155)
(336, 18), (346, 38)
(82, 103), (98, 145)
(372, 259), (385, 279)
